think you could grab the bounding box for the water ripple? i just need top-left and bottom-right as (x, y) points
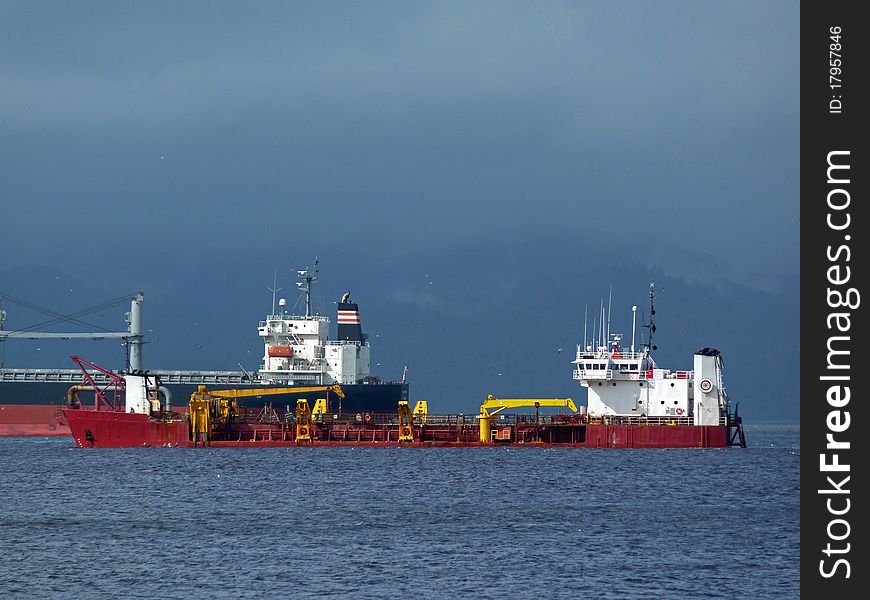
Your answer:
(0, 424), (798, 598)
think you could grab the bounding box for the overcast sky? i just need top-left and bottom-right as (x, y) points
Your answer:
(0, 1), (799, 420)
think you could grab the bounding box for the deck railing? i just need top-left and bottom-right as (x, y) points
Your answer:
(574, 350), (646, 360)
(573, 369), (694, 381)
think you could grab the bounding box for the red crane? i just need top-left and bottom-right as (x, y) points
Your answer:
(70, 355), (126, 411)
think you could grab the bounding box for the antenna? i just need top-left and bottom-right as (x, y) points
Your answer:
(591, 314), (597, 351)
(606, 285), (612, 345)
(583, 304), (588, 351)
(631, 305), (637, 353)
(268, 269), (282, 316)
(600, 301), (605, 350)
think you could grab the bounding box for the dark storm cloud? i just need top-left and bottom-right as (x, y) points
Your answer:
(1, 1), (797, 290)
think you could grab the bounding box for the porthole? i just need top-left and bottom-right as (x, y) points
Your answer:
(639, 383), (644, 387)
(612, 383), (617, 386)
(598, 383), (602, 387)
(674, 401), (679, 405)
(660, 400), (665, 404)
(670, 383), (675, 387)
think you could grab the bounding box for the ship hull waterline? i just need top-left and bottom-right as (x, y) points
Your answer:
(63, 409), (733, 449)
(0, 380), (407, 437)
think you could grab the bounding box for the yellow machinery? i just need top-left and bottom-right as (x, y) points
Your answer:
(296, 399), (313, 441)
(207, 385), (345, 401)
(478, 395), (577, 443)
(189, 386), (221, 444)
(188, 384), (344, 442)
(412, 400), (428, 425)
(397, 400), (414, 442)
(311, 399), (328, 416)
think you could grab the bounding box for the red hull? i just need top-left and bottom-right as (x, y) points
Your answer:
(0, 405), (69, 437)
(64, 409), (733, 449)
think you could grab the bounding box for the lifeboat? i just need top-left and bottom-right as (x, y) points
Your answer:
(268, 345), (294, 358)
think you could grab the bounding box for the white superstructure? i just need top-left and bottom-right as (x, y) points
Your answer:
(258, 261), (371, 385)
(572, 284), (729, 426)
(124, 373), (160, 414)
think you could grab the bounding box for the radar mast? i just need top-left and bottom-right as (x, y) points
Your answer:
(642, 282), (661, 354)
(296, 258), (319, 317)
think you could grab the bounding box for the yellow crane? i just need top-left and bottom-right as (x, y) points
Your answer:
(478, 395), (577, 443)
(188, 384), (345, 442)
(207, 385), (345, 400)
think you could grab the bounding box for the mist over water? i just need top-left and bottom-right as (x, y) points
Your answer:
(0, 424), (798, 599)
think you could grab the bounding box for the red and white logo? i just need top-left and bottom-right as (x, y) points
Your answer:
(337, 310), (360, 324)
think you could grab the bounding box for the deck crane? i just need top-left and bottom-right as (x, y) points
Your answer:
(0, 292), (146, 370)
(188, 384), (345, 443)
(479, 395), (577, 442)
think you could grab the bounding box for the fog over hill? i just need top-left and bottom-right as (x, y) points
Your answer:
(0, 237), (798, 422)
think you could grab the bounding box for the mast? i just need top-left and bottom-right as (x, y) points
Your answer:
(583, 304), (588, 351)
(268, 269), (281, 316)
(642, 282), (659, 353)
(648, 282), (656, 351)
(296, 258), (319, 317)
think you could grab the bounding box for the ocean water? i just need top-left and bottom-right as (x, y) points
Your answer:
(0, 424), (799, 599)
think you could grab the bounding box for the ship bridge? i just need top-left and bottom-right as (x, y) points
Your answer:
(572, 349), (650, 381)
(573, 349), (694, 382)
(258, 262), (371, 386)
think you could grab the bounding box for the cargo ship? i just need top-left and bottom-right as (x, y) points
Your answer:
(0, 262), (407, 436)
(62, 284), (746, 449)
